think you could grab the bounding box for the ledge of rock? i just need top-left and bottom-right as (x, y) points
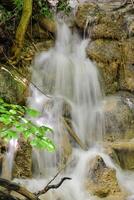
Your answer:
(86, 155), (125, 198)
(0, 65), (29, 104)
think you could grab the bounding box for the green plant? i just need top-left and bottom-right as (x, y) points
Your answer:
(13, 0), (23, 11)
(57, 0), (71, 15)
(0, 98), (55, 152)
(0, 5), (12, 23)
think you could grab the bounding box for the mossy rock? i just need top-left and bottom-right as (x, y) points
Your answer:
(0, 65), (29, 104)
(87, 40), (122, 94)
(86, 156), (122, 198)
(75, 3), (102, 29)
(120, 38), (134, 92)
(89, 12), (127, 40)
(87, 39), (122, 63)
(111, 142), (134, 170)
(12, 137), (32, 178)
(104, 94), (134, 141)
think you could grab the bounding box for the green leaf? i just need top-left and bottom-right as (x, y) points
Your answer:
(9, 109), (17, 115)
(0, 114), (13, 125)
(0, 98), (4, 103)
(1, 130), (18, 139)
(30, 137), (55, 151)
(23, 129), (32, 139)
(26, 108), (40, 117)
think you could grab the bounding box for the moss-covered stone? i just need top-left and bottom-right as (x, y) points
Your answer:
(0, 65), (29, 104)
(87, 39), (122, 63)
(39, 17), (57, 34)
(12, 137), (32, 178)
(111, 142), (134, 170)
(104, 95), (134, 141)
(119, 38), (134, 92)
(86, 156), (122, 198)
(87, 40), (122, 94)
(75, 3), (102, 29)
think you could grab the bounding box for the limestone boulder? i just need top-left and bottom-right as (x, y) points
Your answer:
(111, 142), (134, 170)
(120, 38), (134, 92)
(75, 1), (134, 95)
(87, 40), (122, 94)
(0, 65), (29, 104)
(86, 155), (124, 198)
(89, 13), (127, 40)
(104, 94), (134, 141)
(39, 17), (57, 34)
(87, 40), (122, 64)
(75, 3), (102, 29)
(12, 137), (32, 178)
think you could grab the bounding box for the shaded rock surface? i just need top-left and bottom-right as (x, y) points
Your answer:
(75, 1), (134, 94)
(0, 65), (29, 104)
(86, 155), (124, 198)
(111, 142), (134, 170)
(12, 137), (32, 179)
(104, 93), (134, 141)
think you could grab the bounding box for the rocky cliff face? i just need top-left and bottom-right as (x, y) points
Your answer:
(75, 0), (134, 175)
(75, 1), (134, 95)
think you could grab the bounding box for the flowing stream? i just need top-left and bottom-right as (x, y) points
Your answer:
(10, 22), (134, 200)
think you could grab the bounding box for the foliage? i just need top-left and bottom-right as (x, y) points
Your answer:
(13, 0), (23, 11)
(57, 0), (71, 15)
(0, 5), (12, 23)
(36, 0), (54, 18)
(0, 98), (55, 152)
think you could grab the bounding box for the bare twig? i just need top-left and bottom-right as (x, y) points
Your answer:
(36, 177), (72, 196)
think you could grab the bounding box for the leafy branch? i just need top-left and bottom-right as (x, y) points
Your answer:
(0, 98), (55, 151)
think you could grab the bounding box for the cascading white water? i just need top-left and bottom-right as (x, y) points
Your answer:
(27, 22), (104, 176)
(11, 22), (134, 200)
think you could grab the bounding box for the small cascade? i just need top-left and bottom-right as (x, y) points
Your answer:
(27, 22), (104, 176)
(6, 22), (134, 200)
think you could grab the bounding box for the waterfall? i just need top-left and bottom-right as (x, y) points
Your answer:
(27, 22), (104, 176)
(12, 22), (134, 200)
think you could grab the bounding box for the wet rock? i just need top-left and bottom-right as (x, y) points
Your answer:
(111, 142), (134, 170)
(39, 17), (57, 34)
(35, 40), (55, 51)
(75, 1), (134, 95)
(31, 24), (50, 40)
(12, 137), (32, 178)
(86, 155), (122, 198)
(120, 38), (134, 92)
(0, 65), (29, 104)
(89, 13), (127, 40)
(87, 40), (122, 94)
(104, 95), (134, 141)
(97, 61), (119, 94)
(87, 39), (122, 63)
(75, 3), (102, 29)
(0, 138), (6, 176)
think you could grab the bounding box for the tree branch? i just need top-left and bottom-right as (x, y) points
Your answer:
(36, 177), (72, 196)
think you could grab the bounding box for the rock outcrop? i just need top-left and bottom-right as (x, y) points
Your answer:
(86, 155), (125, 198)
(12, 137), (32, 178)
(0, 65), (29, 104)
(75, 2), (134, 95)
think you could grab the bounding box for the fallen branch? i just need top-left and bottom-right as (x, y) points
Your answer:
(62, 117), (86, 150)
(0, 190), (17, 200)
(36, 177), (72, 196)
(0, 176), (72, 199)
(0, 178), (37, 200)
